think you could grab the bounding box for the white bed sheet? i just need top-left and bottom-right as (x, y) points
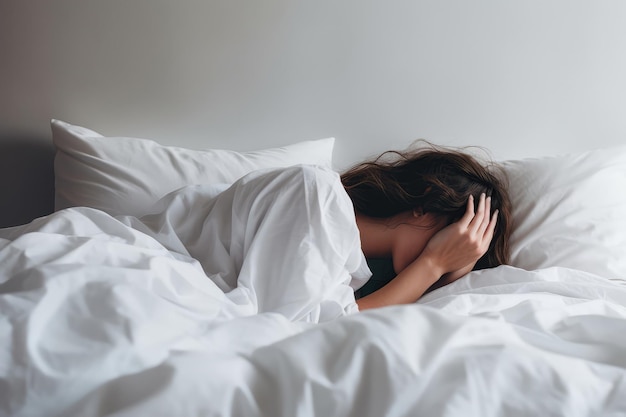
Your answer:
(1, 166), (626, 416)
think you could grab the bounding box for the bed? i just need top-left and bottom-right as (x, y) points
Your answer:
(1, 120), (626, 416)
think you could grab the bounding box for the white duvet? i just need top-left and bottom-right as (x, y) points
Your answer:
(1, 166), (626, 417)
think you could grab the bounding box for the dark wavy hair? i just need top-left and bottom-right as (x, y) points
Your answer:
(341, 143), (511, 270)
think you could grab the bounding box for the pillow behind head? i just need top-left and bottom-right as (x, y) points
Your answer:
(503, 145), (626, 282)
(52, 119), (335, 217)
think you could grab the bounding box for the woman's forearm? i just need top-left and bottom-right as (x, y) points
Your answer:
(356, 255), (444, 310)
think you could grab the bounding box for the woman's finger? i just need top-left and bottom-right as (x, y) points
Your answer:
(468, 193), (486, 232)
(459, 195), (475, 227)
(485, 209), (499, 242)
(477, 196), (492, 237)
(475, 208), (498, 255)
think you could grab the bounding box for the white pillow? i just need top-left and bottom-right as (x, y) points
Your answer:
(52, 120), (335, 217)
(503, 145), (626, 282)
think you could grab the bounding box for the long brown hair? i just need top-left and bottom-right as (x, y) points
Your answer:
(341, 143), (511, 270)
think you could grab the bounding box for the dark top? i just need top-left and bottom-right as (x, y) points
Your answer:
(355, 258), (397, 299)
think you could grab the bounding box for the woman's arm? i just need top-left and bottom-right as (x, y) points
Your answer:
(356, 252), (444, 310)
(357, 193), (498, 310)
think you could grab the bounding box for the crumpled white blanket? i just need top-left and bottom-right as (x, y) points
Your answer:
(1, 166), (626, 417)
(0, 166), (369, 416)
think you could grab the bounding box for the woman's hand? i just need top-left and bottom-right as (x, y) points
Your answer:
(421, 193), (498, 279)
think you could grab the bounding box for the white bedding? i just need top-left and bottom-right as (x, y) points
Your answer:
(2, 165), (626, 416)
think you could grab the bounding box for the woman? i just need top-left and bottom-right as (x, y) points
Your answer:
(115, 143), (510, 320)
(342, 145), (511, 310)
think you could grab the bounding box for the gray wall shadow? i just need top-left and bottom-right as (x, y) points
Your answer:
(0, 134), (55, 228)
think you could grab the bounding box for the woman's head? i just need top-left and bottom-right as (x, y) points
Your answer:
(341, 143), (511, 269)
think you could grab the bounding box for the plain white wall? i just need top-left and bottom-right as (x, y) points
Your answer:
(1, 0), (626, 169)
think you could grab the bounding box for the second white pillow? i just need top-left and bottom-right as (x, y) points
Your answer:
(52, 119), (335, 217)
